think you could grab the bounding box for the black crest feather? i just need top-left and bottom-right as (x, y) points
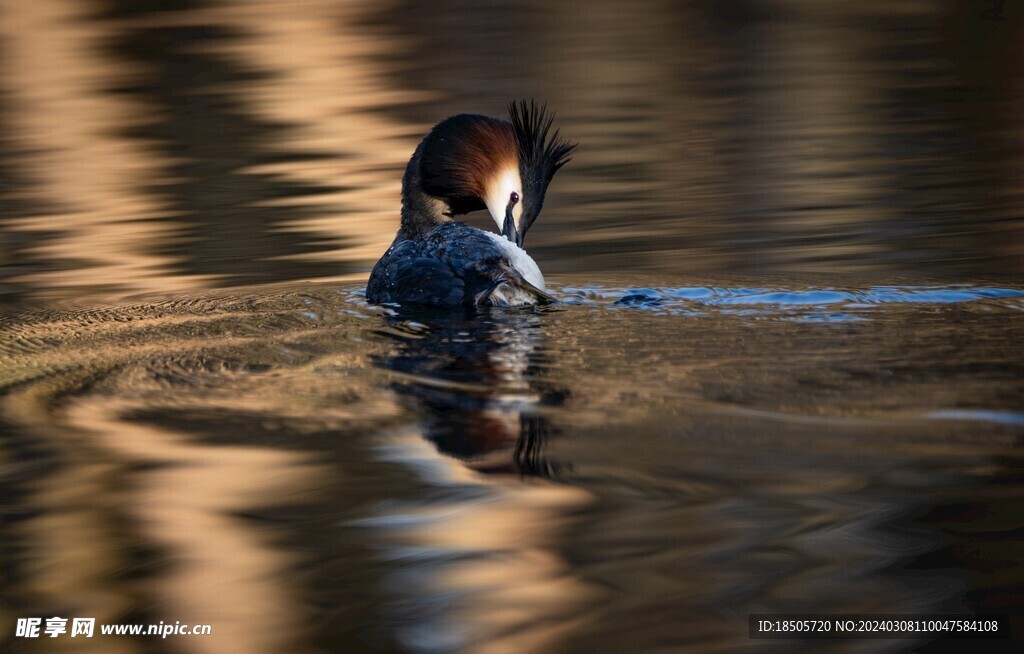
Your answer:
(507, 100), (576, 241)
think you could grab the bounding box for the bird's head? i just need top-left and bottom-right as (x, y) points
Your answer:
(413, 101), (575, 247)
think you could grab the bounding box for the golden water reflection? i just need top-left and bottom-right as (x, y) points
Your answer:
(1, 282), (1022, 651)
(2, 0), (1022, 307)
(1, 1), (1023, 651)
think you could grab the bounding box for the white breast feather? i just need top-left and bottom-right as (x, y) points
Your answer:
(483, 232), (545, 290)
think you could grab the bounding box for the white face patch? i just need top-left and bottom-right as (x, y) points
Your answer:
(484, 167), (523, 234)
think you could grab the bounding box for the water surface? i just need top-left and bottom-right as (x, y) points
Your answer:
(3, 278), (1022, 652)
(2, 1), (1023, 652)
(2, 0), (1022, 308)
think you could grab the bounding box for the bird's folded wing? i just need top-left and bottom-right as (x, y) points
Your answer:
(367, 241), (465, 307)
(473, 261), (555, 307)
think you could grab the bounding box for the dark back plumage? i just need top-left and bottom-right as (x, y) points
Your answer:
(508, 100), (577, 240)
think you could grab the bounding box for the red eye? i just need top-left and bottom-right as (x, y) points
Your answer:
(509, 191), (519, 204)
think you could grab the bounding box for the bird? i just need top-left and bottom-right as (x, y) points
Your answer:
(366, 101), (575, 308)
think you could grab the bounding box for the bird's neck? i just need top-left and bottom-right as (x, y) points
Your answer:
(400, 148), (449, 238)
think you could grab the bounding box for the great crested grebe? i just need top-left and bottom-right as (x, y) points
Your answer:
(367, 101), (575, 308)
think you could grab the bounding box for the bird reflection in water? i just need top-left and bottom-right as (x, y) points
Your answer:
(373, 306), (566, 478)
(364, 306), (593, 653)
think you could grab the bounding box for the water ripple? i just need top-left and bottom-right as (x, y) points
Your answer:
(559, 282), (1024, 319)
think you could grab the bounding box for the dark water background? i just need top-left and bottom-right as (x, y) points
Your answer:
(1, 1), (1023, 653)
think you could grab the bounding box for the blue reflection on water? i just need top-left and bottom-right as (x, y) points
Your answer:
(564, 283), (1024, 320)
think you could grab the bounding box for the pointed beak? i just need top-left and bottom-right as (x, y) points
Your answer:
(501, 203), (523, 248)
